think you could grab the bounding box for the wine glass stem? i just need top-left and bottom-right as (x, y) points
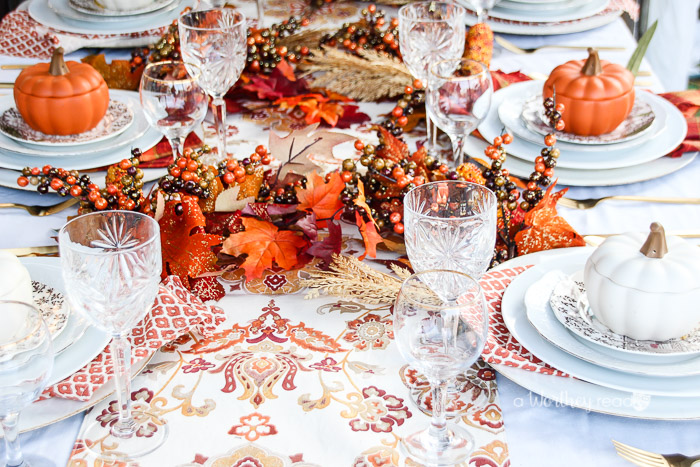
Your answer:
(213, 98), (228, 160)
(477, 8), (486, 24)
(429, 379), (450, 446)
(110, 335), (137, 439)
(168, 136), (185, 159)
(450, 134), (467, 167)
(256, 0), (265, 29)
(425, 111), (436, 153)
(1, 412), (24, 467)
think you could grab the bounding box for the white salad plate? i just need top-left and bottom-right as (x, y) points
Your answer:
(28, 0), (194, 35)
(500, 247), (700, 397)
(486, 0), (608, 22)
(481, 81), (686, 170)
(499, 0), (595, 12)
(0, 99), (133, 148)
(58, 0), (178, 21)
(19, 258), (111, 388)
(0, 91), (152, 157)
(0, 167), (167, 192)
(525, 270), (700, 376)
(490, 248), (700, 419)
(550, 272), (700, 359)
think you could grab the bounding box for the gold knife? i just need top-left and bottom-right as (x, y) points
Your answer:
(584, 232), (700, 247)
(2, 246), (59, 257)
(0, 83), (13, 89)
(1, 65), (31, 70)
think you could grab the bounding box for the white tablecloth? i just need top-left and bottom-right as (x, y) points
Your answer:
(1, 14), (699, 467)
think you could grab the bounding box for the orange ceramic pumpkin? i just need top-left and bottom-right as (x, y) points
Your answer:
(543, 49), (634, 136)
(14, 47), (109, 136)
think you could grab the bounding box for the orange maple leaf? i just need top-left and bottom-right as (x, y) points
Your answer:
(296, 171), (344, 224)
(302, 101), (343, 127)
(159, 197), (222, 288)
(222, 217), (307, 281)
(514, 184), (586, 255)
(355, 211), (383, 261)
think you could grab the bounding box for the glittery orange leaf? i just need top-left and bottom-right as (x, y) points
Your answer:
(159, 197), (222, 288)
(222, 217), (308, 281)
(376, 126), (409, 163)
(296, 171), (344, 223)
(514, 184), (586, 255)
(355, 211), (383, 261)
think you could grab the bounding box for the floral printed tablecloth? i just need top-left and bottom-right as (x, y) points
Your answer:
(68, 264), (510, 466)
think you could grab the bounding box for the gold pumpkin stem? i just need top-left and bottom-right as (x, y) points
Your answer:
(640, 222), (668, 258)
(49, 47), (69, 76)
(581, 48), (602, 76)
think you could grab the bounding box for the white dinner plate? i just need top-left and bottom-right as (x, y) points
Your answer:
(499, 0), (595, 12)
(59, 0), (177, 21)
(28, 0), (194, 35)
(0, 167), (167, 192)
(19, 258), (111, 387)
(501, 247), (700, 397)
(490, 248), (700, 419)
(486, 0), (608, 22)
(0, 91), (151, 157)
(525, 270), (700, 376)
(503, 0), (572, 4)
(466, 8), (622, 35)
(481, 81), (686, 170)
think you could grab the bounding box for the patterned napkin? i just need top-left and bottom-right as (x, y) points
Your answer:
(480, 266), (570, 378)
(42, 276), (226, 402)
(0, 6), (166, 59)
(659, 90), (700, 158)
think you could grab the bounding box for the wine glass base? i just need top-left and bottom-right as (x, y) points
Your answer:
(79, 411), (168, 462)
(400, 423), (475, 466)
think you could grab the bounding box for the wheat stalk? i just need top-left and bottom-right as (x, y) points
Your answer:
(300, 254), (409, 304)
(299, 48), (413, 101)
(278, 28), (334, 51)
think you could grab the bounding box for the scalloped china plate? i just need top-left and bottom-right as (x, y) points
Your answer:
(66, 0), (176, 17)
(486, 0), (608, 22)
(550, 272), (700, 359)
(526, 270), (700, 377)
(0, 100), (133, 147)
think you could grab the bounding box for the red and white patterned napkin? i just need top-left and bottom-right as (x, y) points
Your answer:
(480, 267), (569, 378)
(0, 6), (166, 59)
(42, 276), (227, 402)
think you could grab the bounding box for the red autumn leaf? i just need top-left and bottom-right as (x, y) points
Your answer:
(355, 211), (383, 260)
(159, 198), (222, 288)
(296, 171), (344, 223)
(514, 184), (586, 255)
(376, 126), (409, 163)
(491, 70), (531, 91)
(222, 217), (307, 281)
(334, 104), (371, 129)
(276, 59), (296, 82)
(306, 219), (342, 265)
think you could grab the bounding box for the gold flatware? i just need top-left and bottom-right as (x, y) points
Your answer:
(0, 83), (13, 89)
(0, 198), (78, 216)
(1, 245), (59, 257)
(558, 196), (700, 210)
(495, 36), (625, 55)
(612, 439), (700, 466)
(1, 64), (31, 70)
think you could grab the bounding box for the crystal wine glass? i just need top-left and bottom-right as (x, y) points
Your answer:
(58, 211), (164, 461)
(467, 0), (501, 24)
(427, 58), (493, 167)
(179, 8), (247, 162)
(140, 61), (208, 160)
(399, 1), (466, 155)
(394, 270), (488, 465)
(0, 301), (54, 467)
(403, 180), (497, 280)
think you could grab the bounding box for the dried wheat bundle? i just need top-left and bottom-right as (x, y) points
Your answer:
(278, 28), (334, 52)
(301, 254), (410, 304)
(370, 0), (412, 5)
(299, 48), (413, 101)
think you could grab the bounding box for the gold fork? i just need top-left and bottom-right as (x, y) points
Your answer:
(612, 440), (700, 466)
(557, 195), (700, 210)
(0, 198), (78, 216)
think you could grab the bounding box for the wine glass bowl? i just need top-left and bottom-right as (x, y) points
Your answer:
(140, 61), (208, 159)
(58, 211), (165, 460)
(0, 301), (54, 467)
(179, 8), (247, 162)
(394, 270), (488, 465)
(427, 58), (493, 166)
(403, 180), (497, 281)
(399, 1), (466, 154)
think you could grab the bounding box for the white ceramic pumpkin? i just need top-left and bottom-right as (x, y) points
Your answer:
(0, 252), (34, 344)
(584, 223), (700, 341)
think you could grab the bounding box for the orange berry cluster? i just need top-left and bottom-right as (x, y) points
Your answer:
(218, 145), (271, 185)
(320, 5), (401, 59)
(482, 132), (522, 209)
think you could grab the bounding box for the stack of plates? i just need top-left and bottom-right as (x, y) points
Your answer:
(27, 0), (194, 37)
(14, 257), (153, 433)
(492, 247), (700, 420)
(456, 0), (622, 35)
(0, 90), (165, 192)
(472, 81), (693, 186)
